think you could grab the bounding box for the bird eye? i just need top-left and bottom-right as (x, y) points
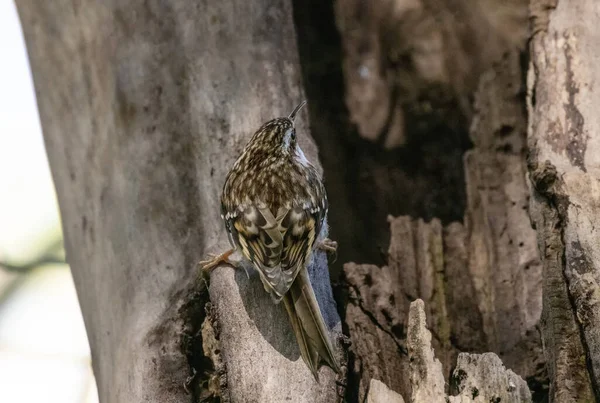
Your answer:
(282, 128), (295, 148)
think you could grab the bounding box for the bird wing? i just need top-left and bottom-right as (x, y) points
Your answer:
(222, 192), (327, 302)
(222, 202), (287, 297)
(278, 205), (321, 285)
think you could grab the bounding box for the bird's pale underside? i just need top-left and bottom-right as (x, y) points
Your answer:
(200, 101), (341, 378)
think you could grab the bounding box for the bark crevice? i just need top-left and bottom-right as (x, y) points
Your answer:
(527, 0), (600, 400)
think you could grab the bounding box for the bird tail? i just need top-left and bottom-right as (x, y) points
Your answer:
(283, 268), (341, 379)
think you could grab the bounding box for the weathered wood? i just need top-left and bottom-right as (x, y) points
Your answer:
(403, 299), (532, 402)
(407, 299), (446, 402)
(528, 0), (600, 401)
(367, 379), (406, 403)
(343, 49), (544, 401)
(16, 1), (344, 402)
(295, 0), (530, 278)
(448, 353), (532, 403)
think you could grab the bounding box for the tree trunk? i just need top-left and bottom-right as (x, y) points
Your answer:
(335, 0), (600, 401)
(16, 1), (344, 402)
(330, 0), (545, 400)
(528, 0), (600, 401)
(16, 0), (600, 402)
(342, 44), (550, 398)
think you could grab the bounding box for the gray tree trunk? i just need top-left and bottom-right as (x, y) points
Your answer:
(16, 1), (344, 402)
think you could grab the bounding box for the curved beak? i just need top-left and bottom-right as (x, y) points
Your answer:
(288, 100), (307, 124)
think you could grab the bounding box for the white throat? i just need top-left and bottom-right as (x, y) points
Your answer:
(294, 145), (309, 166)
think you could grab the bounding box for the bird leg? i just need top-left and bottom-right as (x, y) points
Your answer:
(316, 238), (338, 262)
(317, 238), (338, 253)
(198, 249), (237, 273)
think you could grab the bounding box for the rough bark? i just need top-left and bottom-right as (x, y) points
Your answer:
(368, 299), (532, 402)
(448, 353), (532, 403)
(528, 0), (600, 401)
(17, 0), (600, 402)
(17, 1), (344, 402)
(343, 50), (546, 401)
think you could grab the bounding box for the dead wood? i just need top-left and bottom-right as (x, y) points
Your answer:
(528, 0), (600, 400)
(342, 50), (546, 401)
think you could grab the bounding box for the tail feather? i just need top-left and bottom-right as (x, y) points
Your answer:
(283, 297), (320, 377)
(283, 268), (341, 378)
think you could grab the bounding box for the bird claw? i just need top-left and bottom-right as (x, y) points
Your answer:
(183, 367), (197, 394)
(317, 238), (338, 262)
(198, 249), (235, 273)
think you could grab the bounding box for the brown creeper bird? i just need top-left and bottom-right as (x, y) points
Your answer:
(200, 100), (341, 378)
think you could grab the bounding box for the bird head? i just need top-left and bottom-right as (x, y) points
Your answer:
(246, 100), (307, 155)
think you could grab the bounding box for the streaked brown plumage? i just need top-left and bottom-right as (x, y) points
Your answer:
(201, 101), (340, 378)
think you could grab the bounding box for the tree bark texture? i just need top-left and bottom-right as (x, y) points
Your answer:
(293, 0), (530, 273)
(337, 2), (547, 400)
(336, 0), (600, 401)
(17, 1), (344, 402)
(528, 0), (600, 401)
(365, 300), (532, 403)
(408, 299), (532, 403)
(15, 0), (600, 402)
(345, 56), (546, 396)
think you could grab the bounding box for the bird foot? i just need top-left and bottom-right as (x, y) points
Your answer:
(317, 238), (338, 262)
(198, 249), (236, 273)
(183, 367), (197, 394)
